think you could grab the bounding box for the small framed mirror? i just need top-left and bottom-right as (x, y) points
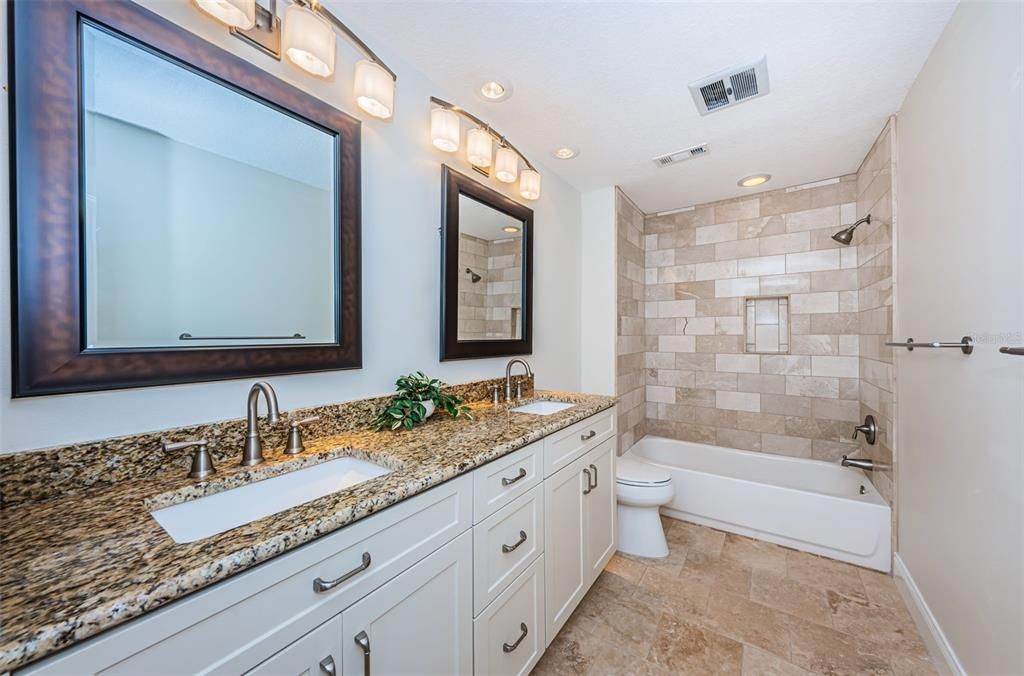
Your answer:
(440, 166), (533, 360)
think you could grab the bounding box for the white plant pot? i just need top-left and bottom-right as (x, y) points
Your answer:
(418, 400), (436, 419)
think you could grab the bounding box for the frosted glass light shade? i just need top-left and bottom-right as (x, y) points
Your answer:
(431, 108), (460, 153)
(282, 4), (335, 77)
(354, 60), (395, 119)
(194, 0), (255, 29)
(520, 169), (541, 200)
(467, 128), (492, 167)
(494, 146), (518, 183)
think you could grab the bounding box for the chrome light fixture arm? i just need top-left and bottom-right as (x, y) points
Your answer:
(429, 96), (536, 172)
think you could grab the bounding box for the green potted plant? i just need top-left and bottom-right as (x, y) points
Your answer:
(372, 371), (473, 431)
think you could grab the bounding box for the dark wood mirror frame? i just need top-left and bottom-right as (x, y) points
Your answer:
(8, 0), (362, 397)
(440, 165), (533, 361)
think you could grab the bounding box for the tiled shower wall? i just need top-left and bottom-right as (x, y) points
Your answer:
(640, 176), (866, 461)
(855, 118), (897, 507)
(457, 234), (522, 340)
(616, 189), (646, 451)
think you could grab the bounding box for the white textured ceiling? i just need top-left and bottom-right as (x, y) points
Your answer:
(336, 1), (956, 213)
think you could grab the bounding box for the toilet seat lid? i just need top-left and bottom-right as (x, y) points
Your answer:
(616, 457), (671, 487)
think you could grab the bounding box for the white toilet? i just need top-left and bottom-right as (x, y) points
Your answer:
(615, 456), (675, 558)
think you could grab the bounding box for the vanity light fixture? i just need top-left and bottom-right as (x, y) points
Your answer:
(739, 173), (771, 188)
(494, 146), (519, 183)
(194, 0), (256, 29)
(194, 0), (397, 119)
(429, 96), (541, 200)
(552, 147), (578, 160)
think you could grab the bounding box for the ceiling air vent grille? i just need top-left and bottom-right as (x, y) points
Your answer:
(652, 143), (709, 168)
(689, 56), (770, 115)
(699, 81), (730, 111)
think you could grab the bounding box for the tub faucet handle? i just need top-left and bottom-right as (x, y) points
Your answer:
(852, 415), (877, 445)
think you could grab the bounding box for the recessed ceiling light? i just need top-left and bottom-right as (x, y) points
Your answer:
(552, 147), (578, 160)
(480, 81), (507, 100)
(502, 226), (521, 234)
(738, 173), (771, 188)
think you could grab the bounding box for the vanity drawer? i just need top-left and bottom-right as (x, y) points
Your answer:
(473, 441), (543, 523)
(543, 408), (615, 478)
(473, 485), (545, 615)
(23, 475), (472, 675)
(473, 556), (546, 676)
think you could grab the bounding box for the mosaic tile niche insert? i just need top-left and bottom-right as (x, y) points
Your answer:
(744, 296), (790, 354)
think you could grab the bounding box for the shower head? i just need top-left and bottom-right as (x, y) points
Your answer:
(831, 215), (871, 246)
(465, 267), (482, 283)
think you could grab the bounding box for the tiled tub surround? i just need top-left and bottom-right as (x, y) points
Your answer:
(641, 176), (865, 462)
(616, 188), (646, 451)
(0, 380), (614, 671)
(855, 119), (897, 508)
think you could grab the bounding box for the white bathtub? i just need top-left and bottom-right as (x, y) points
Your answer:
(626, 436), (891, 572)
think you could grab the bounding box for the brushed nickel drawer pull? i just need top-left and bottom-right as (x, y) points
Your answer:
(354, 631), (371, 675)
(502, 530), (528, 553)
(319, 655), (336, 675)
(582, 468), (593, 495)
(313, 552), (371, 593)
(501, 468), (527, 486)
(589, 463), (598, 490)
(580, 430), (597, 441)
(503, 623), (529, 653)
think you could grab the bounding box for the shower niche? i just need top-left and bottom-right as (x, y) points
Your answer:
(744, 296), (790, 354)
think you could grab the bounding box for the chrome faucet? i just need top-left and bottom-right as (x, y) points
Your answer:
(841, 455), (876, 471)
(505, 359), (533, 402)
(242, 381), (281, 466)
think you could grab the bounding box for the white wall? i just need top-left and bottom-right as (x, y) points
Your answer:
(0, 1), (583, 453)
(895, 2), (1023, 673)
(579, 187), (617, 396)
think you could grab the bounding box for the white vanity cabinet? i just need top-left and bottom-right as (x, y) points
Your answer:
(19, 406), (617, 676)
(543, 434), (617, 645)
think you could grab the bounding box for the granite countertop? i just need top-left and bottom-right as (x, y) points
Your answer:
(0, 390), (615, 672)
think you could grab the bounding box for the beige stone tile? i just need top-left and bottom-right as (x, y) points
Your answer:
(761, 393), (813, 417)
(788, 615), (893, 675)
(697, 335), (743, 353)
(604, 552), (647, 586)
(666, 519), (728, 557)
(760, 273), (812, 294)
(703, 588), (792, 659)
(740, 215), (787, 239)
(737, 373), (787, 394)
(576, 585), (662, 661)
(698, 222), (740, 245)
(751, 569), (833, 627)
(716, 238), (760, 261)
(683, 549), (752, 597)
(762, 355), (812, 376)
(759, 232), (811, 256)
(647, 613), (743, 675)
(760, 190), (811, 218)
(858, 568), (903, 609)
(786, 550), (867, 601)
(827, 591), (929, 658)
(736, 411), (786, 434)
(694, 406), (738, 429)
(716, 426), (762, 451)
(785, 205), (841, 233)
(696, 371), (738, 390)
(786, 249), (842, 273)
(890, 654), (939, 676)
(675, 243), (718, 264)
(741, 644), (812, 676)
(760, 433), (813, 458)
(636, 566), (712, 618)
(715, 199), (760, 223)
(720, 533), (789, 576)
(785, 375), (839, 398)
(716, 277), (761, 298)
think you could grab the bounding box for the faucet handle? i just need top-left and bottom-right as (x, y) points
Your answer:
(162, 438), (215, 480)
(284, 416), (320, 455)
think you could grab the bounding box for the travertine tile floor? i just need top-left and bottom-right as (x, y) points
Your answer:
(533, 517), (935, 676)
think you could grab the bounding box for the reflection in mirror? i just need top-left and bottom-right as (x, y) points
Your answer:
(81, 21), (337, 349)
(456, 195), (524, 341)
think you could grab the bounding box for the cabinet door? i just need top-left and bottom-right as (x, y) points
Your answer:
(340, 531), (472, 675)
(542, 456), (588, 646)
(246, 616), (342, 676)
(583, 439), (616, 585)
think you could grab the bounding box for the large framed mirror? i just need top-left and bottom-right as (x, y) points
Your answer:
(440, 166), (533, 360)
(9, 0), (361, 396)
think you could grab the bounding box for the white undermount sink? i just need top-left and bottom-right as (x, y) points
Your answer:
(151, 457), (390, 544)
(510, 400), (575, 415)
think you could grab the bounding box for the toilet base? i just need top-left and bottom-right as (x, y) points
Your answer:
(616, 504), (669, 558)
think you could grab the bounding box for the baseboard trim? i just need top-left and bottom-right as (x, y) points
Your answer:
(893, 553), (965, 676)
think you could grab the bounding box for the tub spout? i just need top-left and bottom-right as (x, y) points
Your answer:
(841, 455), (876, 471)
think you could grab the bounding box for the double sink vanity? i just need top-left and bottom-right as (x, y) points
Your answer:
(0, 381), (618, 675)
